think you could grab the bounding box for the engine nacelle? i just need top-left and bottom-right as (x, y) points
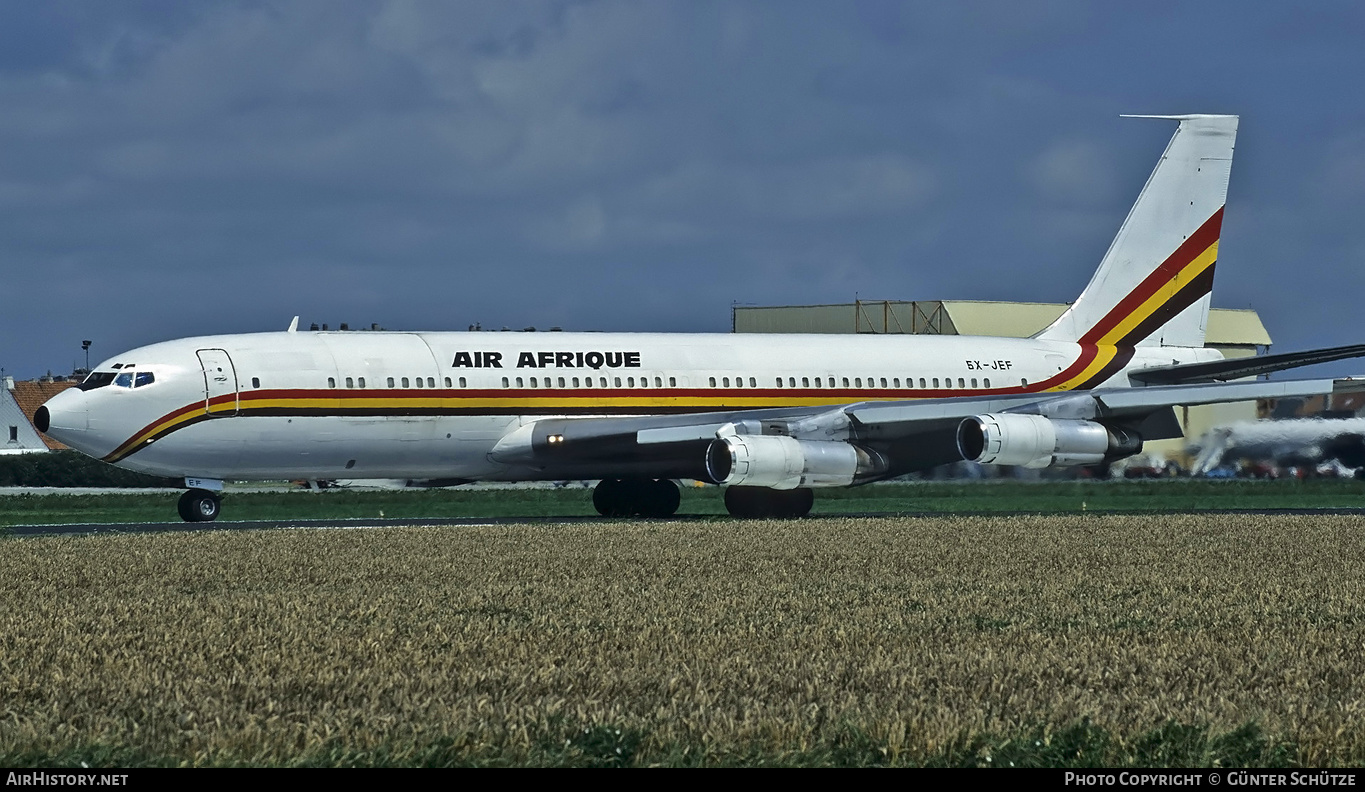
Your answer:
(705, 434), (882, 489)
(957, 413), (1142, 469)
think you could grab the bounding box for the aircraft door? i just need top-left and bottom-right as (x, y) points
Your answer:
(196, 349), (239, 416)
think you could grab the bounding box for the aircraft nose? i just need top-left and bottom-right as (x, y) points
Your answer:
(38, 389), (90, 441)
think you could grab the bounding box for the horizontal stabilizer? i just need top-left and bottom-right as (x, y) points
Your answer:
(1128, 343), (1365, 386)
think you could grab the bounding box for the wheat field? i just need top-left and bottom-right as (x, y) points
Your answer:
(2, 515), (1363, 766)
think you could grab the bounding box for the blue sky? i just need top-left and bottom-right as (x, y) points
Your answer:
(2, 1), (1363, 378)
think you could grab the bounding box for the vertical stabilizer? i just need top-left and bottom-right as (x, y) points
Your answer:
(1036, 114), (1237, 348)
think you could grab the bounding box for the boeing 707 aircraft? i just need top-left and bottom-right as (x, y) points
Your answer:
(36, 114), (1365, 521)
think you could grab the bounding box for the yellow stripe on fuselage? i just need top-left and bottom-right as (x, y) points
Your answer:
(1045, 345), (1120, 392)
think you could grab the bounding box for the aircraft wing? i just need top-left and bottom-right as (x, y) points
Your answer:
(486, 376), (1365, 482)
(1127, 343), (1365, 385)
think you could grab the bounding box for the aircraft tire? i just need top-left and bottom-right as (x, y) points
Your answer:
(593, 479), (626, 517)
(643, 479), (681, 518)
(724, 486), (813, 519)
(178, 489), (221, 522)
(594, 478), (681, 517)
(779, 488), (815, 519)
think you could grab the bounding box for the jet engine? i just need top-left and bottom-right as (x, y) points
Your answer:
(705, 434), (884, 489)
(957, 413), (1142, 469)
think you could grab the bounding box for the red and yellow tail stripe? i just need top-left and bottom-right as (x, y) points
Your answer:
(1043, 207), (1223, 391)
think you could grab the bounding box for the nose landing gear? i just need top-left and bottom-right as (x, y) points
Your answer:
(177, 489), (221, 522)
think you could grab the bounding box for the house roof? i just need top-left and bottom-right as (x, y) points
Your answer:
(10, 380), (78, 450)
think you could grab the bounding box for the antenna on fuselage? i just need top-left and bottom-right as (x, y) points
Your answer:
(287, 316), (299, 333)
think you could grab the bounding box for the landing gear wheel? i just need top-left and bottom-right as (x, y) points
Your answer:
(724, 487), (813, 519)
(177, 489), (221, 522)
(642, 478), (681, 518)
(593, 478), (681, 518)
(593, 478), (627, 516)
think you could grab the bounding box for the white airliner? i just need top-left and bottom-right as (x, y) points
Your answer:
(37, 114), (1365, 522)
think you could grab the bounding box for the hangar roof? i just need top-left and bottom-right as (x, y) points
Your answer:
(732, 301), (1272, 347)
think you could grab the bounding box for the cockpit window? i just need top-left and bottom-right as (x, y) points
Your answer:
(77, 372), (116, 391)
(134, 372), (155, 387)
(114, 373), (134, 388)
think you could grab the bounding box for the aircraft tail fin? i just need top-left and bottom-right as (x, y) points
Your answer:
(1036, 114), (1238, 348)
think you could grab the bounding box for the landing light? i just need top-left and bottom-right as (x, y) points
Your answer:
(547, 434), (565, 445)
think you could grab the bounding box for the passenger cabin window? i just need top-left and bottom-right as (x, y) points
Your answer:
(427, 377), (435, 388)
(656, 377), (663, 387)
(813, 377), (821, 388)
(958, 378), (965, 388)
(529, 377), (537, 388)
(853, 378), (860, 388)
(722, 377), (729, 387)
(401, 377), (410, 388)
(328, 377), (336, 388)
(414, 377), (423, 388)
(668, 377), (676, 387)
(629, 377), (637, 387)
(516, 377), (524, 387)
(358, 377), (366, 388)
(502, 377), (509, 388)
(709, 377), (717, 387)
(802, 377), (809, 387)
(894, 378), (900, 387)
(249, 376), (259, 389)
(789, 377), (796, 387)
(599, 377), (607, 387)
(984, 378), (991, 388)
(971, 378), (978, 388)
(919, 378), (926, 388)
(614, 377), (622, 387)
(446, 377), (453, 387)
(775, 378), (783, 388)
(345, 377), (354, 388)
(932, 378), (939, 388)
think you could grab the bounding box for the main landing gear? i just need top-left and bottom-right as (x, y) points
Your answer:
(723, 486), (814, 519)
(593, 478), (681, 518)
(177, 488), (221, 522)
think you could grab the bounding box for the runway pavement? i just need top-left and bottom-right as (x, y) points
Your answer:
(10, 507), (1365, 537)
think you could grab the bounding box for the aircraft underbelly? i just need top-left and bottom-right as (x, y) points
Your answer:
(121, 415), (517, 480)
